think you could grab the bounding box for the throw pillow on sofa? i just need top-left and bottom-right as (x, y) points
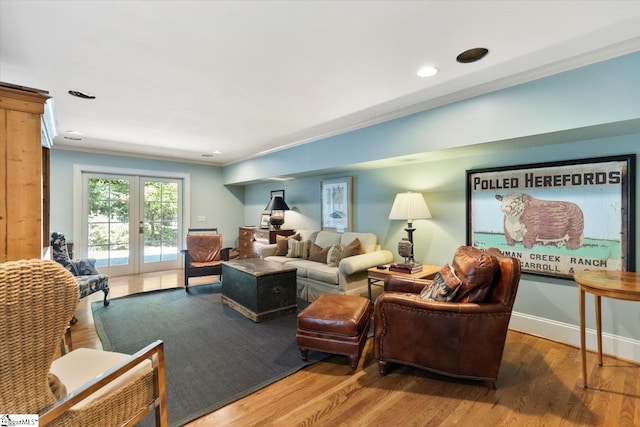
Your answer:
(287, 239), (311, 259)
(275, 233), (300, 256)
(340, 238), (362, 260)
(309, 243), (331, 263)
(326, 244), (344, 267)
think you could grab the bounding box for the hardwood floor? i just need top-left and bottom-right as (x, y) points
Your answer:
(71, 270), (640, 426)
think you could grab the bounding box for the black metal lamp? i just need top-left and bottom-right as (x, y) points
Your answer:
(265, 196), (290, 229)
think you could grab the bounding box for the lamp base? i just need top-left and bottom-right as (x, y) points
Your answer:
(269, 215), (284, 229)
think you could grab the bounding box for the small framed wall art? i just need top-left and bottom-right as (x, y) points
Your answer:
(259, 213), (271, 229)
(321, 177), (353, 232)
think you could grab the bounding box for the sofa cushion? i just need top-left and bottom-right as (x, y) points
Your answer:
(326, 244), (344, 267)
(340, 238), (362, 260)
(296, 230), (319, 242)
(340, 232), (377, 254)
(452, 246), (499, 303)
(263, 255), (287, 262)
(315, 231), (341, 248)
(420, 264), (462, 302)
(307, 263), (339, 285)
(275, 233), (300, 256)
(283, 259), (312, 278)
(309, 243), (331, 263)
(287, 239), (311, 259)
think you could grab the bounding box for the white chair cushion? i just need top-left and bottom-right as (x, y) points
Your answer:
(50, 348), (151, 410)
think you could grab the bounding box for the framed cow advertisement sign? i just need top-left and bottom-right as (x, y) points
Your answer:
(466, 155), (635, 279)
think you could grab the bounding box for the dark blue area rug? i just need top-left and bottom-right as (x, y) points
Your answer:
(91, 284), (325, 427)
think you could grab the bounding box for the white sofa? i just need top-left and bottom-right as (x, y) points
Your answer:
(259, 229), (393, 301)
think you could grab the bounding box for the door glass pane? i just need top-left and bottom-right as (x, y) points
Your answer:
(87, 178), (130, 267)
(143, 181), (179, 263)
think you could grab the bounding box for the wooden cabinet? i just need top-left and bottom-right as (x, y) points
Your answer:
(0, 83), (50, 262)
(238, 227), (295, 259)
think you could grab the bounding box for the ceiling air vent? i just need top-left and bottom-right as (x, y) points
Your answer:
(68, 90), (96, 99)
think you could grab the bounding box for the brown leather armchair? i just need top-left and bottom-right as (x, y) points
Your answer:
(373, 246), (521, 389)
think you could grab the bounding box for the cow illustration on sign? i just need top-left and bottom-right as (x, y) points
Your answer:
(495, 193), (584, 249)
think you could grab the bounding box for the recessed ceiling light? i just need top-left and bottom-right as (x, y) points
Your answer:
(456, 48), (489, 63)
(68, 90), (95, 99)
(416, 65), (439, 78)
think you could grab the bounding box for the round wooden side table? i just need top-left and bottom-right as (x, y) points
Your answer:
(574, 270), (640, 388)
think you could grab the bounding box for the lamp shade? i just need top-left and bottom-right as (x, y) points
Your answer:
(265, 196), (290, 211)
(388, 192), (431, 221)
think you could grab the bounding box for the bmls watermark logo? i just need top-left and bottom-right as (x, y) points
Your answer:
(0, 414), (39, 426)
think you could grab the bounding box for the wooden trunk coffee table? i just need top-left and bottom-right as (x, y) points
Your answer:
(222, 259), (297, 322)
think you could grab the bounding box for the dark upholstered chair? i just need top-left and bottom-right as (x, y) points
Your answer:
(51, 232), (110, 307)
(373, 246), (521, 389)
(0, 259), (167, 426)
(182, 228), (230, 291)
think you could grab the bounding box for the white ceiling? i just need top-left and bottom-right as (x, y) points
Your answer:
(2, 1), (640, 166)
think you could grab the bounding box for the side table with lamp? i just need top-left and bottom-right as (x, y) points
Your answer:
(367, 191), (438, 300)
(367, 264), (440, 300)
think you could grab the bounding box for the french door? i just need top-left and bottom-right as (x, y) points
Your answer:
(80, 172), (183, 276)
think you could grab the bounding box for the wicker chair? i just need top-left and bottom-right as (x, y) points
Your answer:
(0, 259), (167, 426)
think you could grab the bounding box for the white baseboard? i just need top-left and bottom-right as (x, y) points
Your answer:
(509, 311), (640, 364)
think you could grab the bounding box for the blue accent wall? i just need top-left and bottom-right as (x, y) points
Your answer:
(246, 133), (640, 344)
(50, 150), (244, 249)
(236, 52), (640, 348)
(49, 51), (640, 354)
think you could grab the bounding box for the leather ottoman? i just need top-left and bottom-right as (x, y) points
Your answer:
(296, 294), (372, 372)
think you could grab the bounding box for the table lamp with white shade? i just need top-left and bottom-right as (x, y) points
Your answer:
(388, 191), (432, 265)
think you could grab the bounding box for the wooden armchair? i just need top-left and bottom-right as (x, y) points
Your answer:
(0, 259), (167, 426)
(182, 228), (231, 291)
(373, 246), (521, 389)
